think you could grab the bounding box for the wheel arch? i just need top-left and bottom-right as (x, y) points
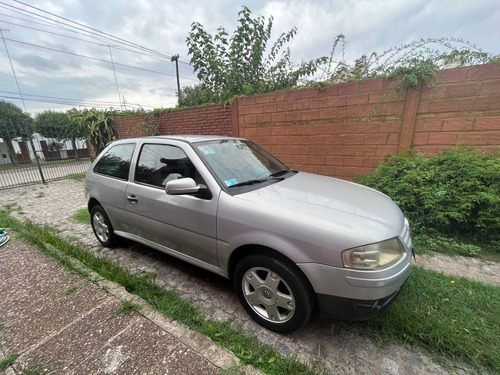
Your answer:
(87, 197), (101, 213)
(227, 244), (316, 302)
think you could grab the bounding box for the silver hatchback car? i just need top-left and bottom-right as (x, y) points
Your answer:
(84, 135), (413, 332)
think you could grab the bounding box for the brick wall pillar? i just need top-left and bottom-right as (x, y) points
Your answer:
(398, 82), (422, 154)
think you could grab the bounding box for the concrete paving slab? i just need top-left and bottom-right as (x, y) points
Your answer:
(0, 238), (250, 374)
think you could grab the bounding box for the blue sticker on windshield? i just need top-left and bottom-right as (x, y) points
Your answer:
(224, 178), (238, 187)
(198, 145), (215, 155)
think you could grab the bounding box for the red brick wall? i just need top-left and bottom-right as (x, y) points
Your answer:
(113, 104), (235, 139)
(237, 78), (407, 179)
(113, 63), (500, 181)
(412, 63), (500, 155)
(238, 63), (500, 180)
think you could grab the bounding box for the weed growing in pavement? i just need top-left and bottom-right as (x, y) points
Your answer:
(0, 324), (20, 371)
(2, 207), (499, 373)
(0, 354), (20, 370)
(219, 364), (247, 375)
(17, 359), (55, 375)
(73, 208), (90, 225)
(114, 300), (141, 316)
(63, 286), (79, 296)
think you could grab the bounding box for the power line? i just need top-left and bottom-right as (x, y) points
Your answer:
(0, 16), (193, 68)
(0, 1), (195, 112)
(6, 1), (182, 61)
(0, 28), (26, 110)
(0, 90), (178, 111)
(0, 93), (158, 110)
(1, 36), (198, 80)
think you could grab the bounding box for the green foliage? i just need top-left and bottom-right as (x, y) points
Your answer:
(68, 108), (117, 157)
(73, 208), (90, 225)
(0, 100), (34, 161)
(183, 6), (499, 108)
(179, 83), (219, 107)
(354, 147), (500, 254)
(0, 354), (20, 370)
(114, 300), (141, 316)
(132, 119), (160, 137)
(35, 111), (74, 140)
(126, 109), (173, 137)
(320, 36), (499, 86)
(387, 58), (439, 88)
(184, 6), (326, 106)
(0, 100), (33, 135)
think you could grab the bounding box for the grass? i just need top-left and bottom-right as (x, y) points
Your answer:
(0, 354), (20, 370)
(114, 300), (142, 316)
(65, 172), (86, 181)
(1, 207), (499, 374)
(362, 267), (500, 372)
(73, 208), (90, 225)
(64, 286), (79, 296)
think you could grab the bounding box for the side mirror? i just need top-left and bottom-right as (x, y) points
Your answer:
(165, 178), (206, 195)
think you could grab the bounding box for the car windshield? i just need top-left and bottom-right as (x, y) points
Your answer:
(195, 139), (291, 188)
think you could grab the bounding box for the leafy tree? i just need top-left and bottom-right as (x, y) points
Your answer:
(178, 83), (218, 107)
(36, 110), (72, 140)
(68, 108), (116, 158)
(36, 110), (87, 159)
(183, 6), (325, 105)
(0, 100), (34, 163)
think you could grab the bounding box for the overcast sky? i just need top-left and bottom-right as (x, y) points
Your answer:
(0, 0), (498, 115)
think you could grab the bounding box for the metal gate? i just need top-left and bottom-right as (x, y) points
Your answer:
(0, 125), (92, 190)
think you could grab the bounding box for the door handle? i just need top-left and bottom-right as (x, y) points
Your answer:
(127, 194), (138, 204)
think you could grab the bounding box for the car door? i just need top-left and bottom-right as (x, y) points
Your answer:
(124, 140), (219, 267)
(87, 142), (136, 232)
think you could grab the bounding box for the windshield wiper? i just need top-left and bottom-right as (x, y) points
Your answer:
(270, 169), (296, 177)
(228, 177), (270, 188)
(228, 169), (295, 188)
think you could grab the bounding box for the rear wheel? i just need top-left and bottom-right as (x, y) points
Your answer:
(234, 253), (314, 332)
(90, 205), (118, 247)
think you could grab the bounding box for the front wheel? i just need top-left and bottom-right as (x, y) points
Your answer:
(90, 205), (118, 247)
(234, 254), (314, 332)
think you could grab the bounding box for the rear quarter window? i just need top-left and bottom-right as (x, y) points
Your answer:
(93, 143), (135, 180)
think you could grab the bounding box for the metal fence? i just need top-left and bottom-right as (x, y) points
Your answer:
(0, 125), (92, 190)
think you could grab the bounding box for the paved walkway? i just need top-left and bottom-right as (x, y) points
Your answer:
(0, 240), (230, 375)
(1, 179), (499, 374)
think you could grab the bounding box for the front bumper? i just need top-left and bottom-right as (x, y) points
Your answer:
(316, 281), (406, 321)
(298, 254), (412, 301)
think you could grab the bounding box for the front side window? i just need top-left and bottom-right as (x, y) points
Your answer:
(135, 144), (199, 188)
(93, 143), (135, 180)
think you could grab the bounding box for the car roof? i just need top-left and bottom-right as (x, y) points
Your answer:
(125, 135), (241, 144)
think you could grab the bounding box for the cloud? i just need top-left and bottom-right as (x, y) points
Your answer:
(0, 0), (498, 115)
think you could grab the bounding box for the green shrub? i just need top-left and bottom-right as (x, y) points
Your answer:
(354, 147), (500, 253)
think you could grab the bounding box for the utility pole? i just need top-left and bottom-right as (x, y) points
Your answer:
(171, 54), (181, 105)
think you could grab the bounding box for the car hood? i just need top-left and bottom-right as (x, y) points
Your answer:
(236, 172), (405, 236)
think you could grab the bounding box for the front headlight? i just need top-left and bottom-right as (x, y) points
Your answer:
(342, 237), (405, 270)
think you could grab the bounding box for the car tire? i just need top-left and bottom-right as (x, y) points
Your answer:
(90, 205), (118, 247)
(234, 253), (314, 332)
